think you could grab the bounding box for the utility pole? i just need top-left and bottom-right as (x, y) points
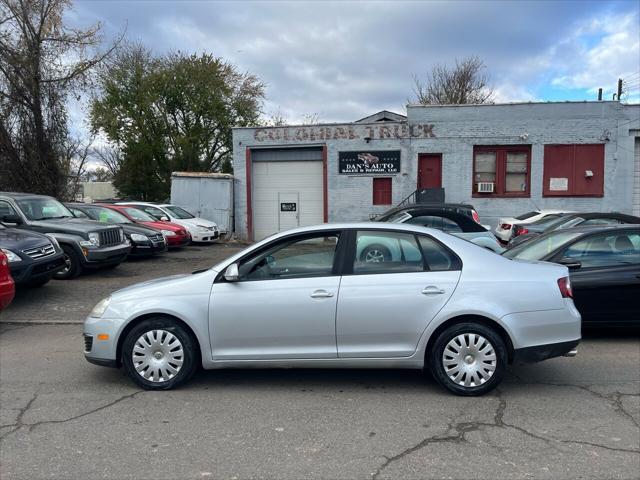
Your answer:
(617, 78), (623, 101)
(598, 88), (602, 101)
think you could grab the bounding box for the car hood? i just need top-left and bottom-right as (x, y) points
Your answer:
(121, 223), (161, 236)
(111, 269), (218, 301)
(0, 227), (53, 250)
(30, 217), (115, 234)
(178, 217), (217, 228)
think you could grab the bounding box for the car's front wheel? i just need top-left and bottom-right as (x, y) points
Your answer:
(429, 322), (507, 396)
(53, 245), (82, 280)
(121, 317), (199, 390)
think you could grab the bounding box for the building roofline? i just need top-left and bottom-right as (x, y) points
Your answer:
(406, 100), (623, 108)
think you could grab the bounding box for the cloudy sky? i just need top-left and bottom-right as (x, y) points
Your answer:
(67, 0), (639, 127)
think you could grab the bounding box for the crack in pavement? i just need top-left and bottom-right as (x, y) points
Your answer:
(0, 390), (144, 441)
(371, 388), (639, 479)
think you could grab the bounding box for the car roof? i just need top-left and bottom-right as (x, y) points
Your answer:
(561, 212), (640, 221)
(0, 192), (50, 200)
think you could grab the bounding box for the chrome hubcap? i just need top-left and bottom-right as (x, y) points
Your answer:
(442, 333), (497, 388)
(365, 250), (385, 262)
(61, 254), (71, 273)
(132, 330), (184, 383)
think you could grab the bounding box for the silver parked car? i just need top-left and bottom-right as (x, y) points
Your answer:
(84, 223), (581, 396)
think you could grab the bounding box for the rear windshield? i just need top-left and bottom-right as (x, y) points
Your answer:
(515, 211), (539, 221)
(503, 231), (584, 261)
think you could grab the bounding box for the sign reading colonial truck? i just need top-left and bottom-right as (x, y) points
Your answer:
(252, 123), (436, 142)
(338, 150), (401, 174)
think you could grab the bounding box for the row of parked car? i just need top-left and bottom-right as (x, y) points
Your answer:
(0, 192), (222, 308)
(373, 202), (639, 327)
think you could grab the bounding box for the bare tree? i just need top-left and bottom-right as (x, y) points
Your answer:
(412, 56), (494, 105)
(61, 134), (94, 200)
(0, 0), (122, 198)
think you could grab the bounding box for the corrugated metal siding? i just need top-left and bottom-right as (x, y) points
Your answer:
(171, 177), (234, 233)
(634, 137), (640, 217)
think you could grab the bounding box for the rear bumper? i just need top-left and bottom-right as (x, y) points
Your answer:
(513, 339), (580, 363)
(0, 280), (15, 310)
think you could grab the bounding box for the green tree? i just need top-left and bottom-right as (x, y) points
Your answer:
(0, 0), (119, 197)
(91, 45), (264, 200)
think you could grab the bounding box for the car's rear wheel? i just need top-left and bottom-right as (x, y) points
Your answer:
(122, 317), (198, 390)
(360, 244), (391, 263)
(429, 322), (507, 396)
(54, 245), (82, 280)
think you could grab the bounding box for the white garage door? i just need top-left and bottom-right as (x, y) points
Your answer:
(634, 137), (640, 217)
(252, 161), (324, 240)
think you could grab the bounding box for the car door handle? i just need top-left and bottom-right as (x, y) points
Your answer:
(422, 286), (445, 295)
(310, 290), (334, 298)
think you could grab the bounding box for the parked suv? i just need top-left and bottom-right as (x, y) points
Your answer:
(0, 223), (65, 286)
(0, 193), (130, 279)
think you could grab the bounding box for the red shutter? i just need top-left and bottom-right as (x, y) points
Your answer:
(373, 178), (392, 205)
(543, 144), (604, 197)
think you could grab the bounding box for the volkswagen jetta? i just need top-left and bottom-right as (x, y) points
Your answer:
(84, 223), (581, 395)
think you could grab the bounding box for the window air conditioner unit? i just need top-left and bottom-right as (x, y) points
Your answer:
(477, 182), (495, 193)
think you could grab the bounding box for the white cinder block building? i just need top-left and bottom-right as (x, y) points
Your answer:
(232, 101), (640, 241)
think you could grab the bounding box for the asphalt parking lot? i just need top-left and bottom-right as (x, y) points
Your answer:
(1, 243), (639, 479)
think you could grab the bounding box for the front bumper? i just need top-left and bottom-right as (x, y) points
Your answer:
(9, 252), (66, 285)
(83, 243), (130, 267)
(190, 230), (219, 242)
(167, 234), (191, 248)
(84, 315), (123, 366)
(513, 339), (580, 363)
(129, 240), (168, 256)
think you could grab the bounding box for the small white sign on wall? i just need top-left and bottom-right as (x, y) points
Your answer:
(549, 177), (569, 191)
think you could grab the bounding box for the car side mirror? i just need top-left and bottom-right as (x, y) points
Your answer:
(1, 214), (22, 225)
(559, 258), (581, 269)
(160, 216), (169, 222)
(224, 263), (240, 282)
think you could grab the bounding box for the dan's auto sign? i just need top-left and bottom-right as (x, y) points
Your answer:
(338, 151), (401, 174)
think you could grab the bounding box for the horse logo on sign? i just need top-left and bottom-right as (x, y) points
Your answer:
(357, 153), (379, 166)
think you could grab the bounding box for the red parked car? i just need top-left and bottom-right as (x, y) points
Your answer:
(96, 205), (191, 248)
(0, 251), (15, 311)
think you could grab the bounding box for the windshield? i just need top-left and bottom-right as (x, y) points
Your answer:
(515, 211), (539, 221)
(16, 197), (74, 221)
(123, 207), (156, 222)
(86, 207), (132, 224)
(164, 205), (195, 219)
(503, 231), (584, 261)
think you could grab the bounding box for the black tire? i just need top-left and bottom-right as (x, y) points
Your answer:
(53, 245), (82, 280)
(360, 244), (391, 263)
(121, 317), (199, 390)
(429, 322), (507, 396)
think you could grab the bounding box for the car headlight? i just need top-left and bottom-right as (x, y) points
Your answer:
(80, 232), (101, 248)
(90, 296), (111, 318)
(130, 233), (149, 242)
(161, 230), (175, 237)
(1, 248), (21, 262)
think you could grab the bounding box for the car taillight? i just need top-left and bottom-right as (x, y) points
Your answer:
(514, 226), (529, 236)
(557, 276), (573, 299)
(501, 223), (512, 230)
(472, 210), (481, 224)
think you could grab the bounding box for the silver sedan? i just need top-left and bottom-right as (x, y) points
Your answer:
(84, 223), (581, 396)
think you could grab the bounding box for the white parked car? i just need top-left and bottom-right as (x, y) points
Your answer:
(84, 223), (580, 396)
(494, 210), (572, 243)
(117, 202), (219, 243)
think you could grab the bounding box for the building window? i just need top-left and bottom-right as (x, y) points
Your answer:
(543, 144), (604, 197)
(373, 177), (392, 205)
(473, 145), (531, 197)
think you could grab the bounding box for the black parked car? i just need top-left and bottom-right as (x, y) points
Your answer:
(508, 212), (640, 248)
(66, 203), (167, 257)
(0, 224), (66, 287)
(375, 202), (482, 224)
(504, 225), (640, 327)
(0, 193), (130, 279)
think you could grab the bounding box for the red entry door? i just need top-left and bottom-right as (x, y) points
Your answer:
(418, 154), (442, 189)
